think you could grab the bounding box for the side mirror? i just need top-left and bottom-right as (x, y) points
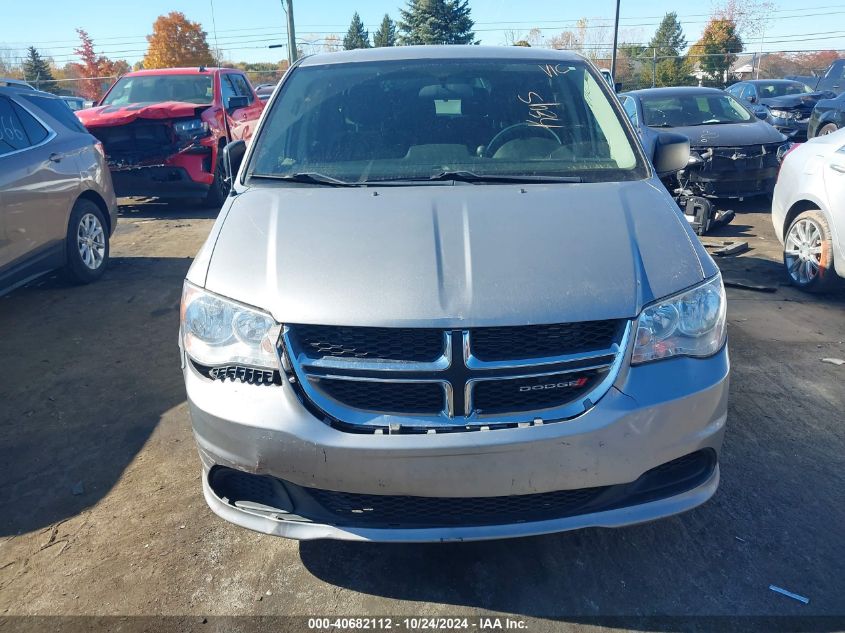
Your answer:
(614, 82), (622, 93)
(226, 95), (249, 113)
(754, 108), (769, 120)
(222, 140), (247, 194)
(652, 131), (690, 175)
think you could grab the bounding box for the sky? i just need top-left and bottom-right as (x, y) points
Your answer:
(2, 0), (845, 67)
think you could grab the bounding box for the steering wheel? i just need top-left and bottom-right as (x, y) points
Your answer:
(484, 123), (563, 158)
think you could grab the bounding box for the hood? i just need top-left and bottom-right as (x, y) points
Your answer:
(76, 101), (209, 127)
(662, 120), (786, 148)
(200, 180), (712, 328)
(759, 92), (828, 109)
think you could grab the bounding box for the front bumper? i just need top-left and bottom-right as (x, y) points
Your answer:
(770, 118), (809, 140)
(185, 345), (729, 541)
(111, 165), (211, 198)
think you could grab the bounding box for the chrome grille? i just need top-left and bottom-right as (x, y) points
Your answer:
(283, 320), (629, 432)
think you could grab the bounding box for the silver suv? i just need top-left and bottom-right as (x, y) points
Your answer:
(180, 47), (729, 542)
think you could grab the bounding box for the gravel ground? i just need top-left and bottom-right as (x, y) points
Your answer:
(1, 198), (843, 632)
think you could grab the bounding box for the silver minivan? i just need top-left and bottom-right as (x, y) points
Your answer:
(180, 47), (729, 542)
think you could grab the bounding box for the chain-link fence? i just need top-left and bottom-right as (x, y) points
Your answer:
(10, 51), (841, 100)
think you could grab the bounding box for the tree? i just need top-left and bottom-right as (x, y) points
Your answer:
(143, 12), (214, 69)
(373, 14), (397, 47)
(645, 13), (689, 87)
(343, 12), (371, 50)
(690, 17), (743, 85)
(398, 0), (475, 45)
(322, 34), (343, 53)
(71, 29), (105, 100)
(22, 47), (57, 92)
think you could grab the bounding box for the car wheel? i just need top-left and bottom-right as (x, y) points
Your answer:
(204, 151), (229, 208)
(783, 210), (840, 293)
(818, 123), (838, 136)
(65, 198), (109, 284)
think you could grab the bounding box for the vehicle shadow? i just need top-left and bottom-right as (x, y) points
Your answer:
(119, 197), (221, 221)
(0, 256), (189, 536)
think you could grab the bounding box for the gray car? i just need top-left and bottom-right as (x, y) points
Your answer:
(180, 46), (729, 542)
(0, 86), (118, 294)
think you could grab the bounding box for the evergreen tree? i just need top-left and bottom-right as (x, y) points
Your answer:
(398, 0), (475, 45)
(373, 14), (397, 47)
(343, 12), (371, 50)
(644, 13), (691, 87)
(22, 46), (56, 92)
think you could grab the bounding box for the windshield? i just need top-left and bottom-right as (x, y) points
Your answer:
(756, 81), (812, 97)
(246, 59), (644, 184)
(101, 74), (213, 106)
(641, 93), (752, 127)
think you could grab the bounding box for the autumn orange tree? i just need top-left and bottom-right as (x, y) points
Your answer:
(70, 29), (130, 100)
(689, 17), (743, 85)
(143, 12), (214, 69)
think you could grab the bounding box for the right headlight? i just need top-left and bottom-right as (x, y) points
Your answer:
(180, 281), (281, 370)
(632, 274), (727, 365)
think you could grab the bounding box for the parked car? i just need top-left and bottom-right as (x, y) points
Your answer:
(60, 95), (88, 111)
(0, 86), (118, 294)
(726, 79), (832, 140)
(0, 78), (34, 90)
(76, 67), (264, 206)
(785, 59), (845, 96)
(620, 86), (787, 234)
(772, 128), (845, 292)
(254, 83), (277, 101)
(180, 46), (729, 542)
(807, 92), (845, 138)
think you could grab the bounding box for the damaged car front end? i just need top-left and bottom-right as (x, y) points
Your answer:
(622, 87), (788, 234)
(80, 102), (219, 199)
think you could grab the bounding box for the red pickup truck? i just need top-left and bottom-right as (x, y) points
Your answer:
(77, 67), (264, 206)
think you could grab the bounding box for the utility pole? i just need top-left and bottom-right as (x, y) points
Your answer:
(285, 0), (297, 65)
(652, 47), (656, 87)
(610, 0), (621, 81)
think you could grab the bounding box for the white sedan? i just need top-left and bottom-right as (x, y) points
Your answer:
(773, 128), (845, 292)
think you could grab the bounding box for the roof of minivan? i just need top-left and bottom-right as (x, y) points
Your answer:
(622, 86), (726, 98)
(299, 45), (584, 66)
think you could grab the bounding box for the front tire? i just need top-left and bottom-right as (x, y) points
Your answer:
(65, 198), (109, 284)
(818, 123), (838, 137)
(204, 151), (229, 208)
(783, 210), (840, 293)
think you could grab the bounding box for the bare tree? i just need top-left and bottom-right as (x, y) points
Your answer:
(714, 0), (775, 38)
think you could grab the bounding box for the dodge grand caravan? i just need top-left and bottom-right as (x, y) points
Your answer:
(180, 46), (729, 542)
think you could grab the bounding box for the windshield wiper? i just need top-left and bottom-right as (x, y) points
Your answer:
(250, 172), (359, 187)
(426, 170), (582, 184)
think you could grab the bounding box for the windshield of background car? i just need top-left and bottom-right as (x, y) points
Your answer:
(642, 93), (753, 127)
(246, 59), (645, 183)
(100, 75), (212, 106)
(757, 82), (813, 97)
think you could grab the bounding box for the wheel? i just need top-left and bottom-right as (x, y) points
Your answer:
(817, 123), (838, 136)
(204, 150), (229, 208)
(64, 198), (109, 284)
(783, 210), (840, 293)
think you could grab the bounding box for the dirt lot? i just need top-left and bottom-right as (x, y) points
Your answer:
(1, 198), (844, 631)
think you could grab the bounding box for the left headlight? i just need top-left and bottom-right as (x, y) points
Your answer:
(180, 282), (281, 370)
(632, 275), (727, 365)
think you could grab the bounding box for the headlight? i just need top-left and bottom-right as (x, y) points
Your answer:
(180, 282), (281, 370)
(173, 118), (210, 137)
(770, 109), (801, 121)
(632, 275), (726, 365)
